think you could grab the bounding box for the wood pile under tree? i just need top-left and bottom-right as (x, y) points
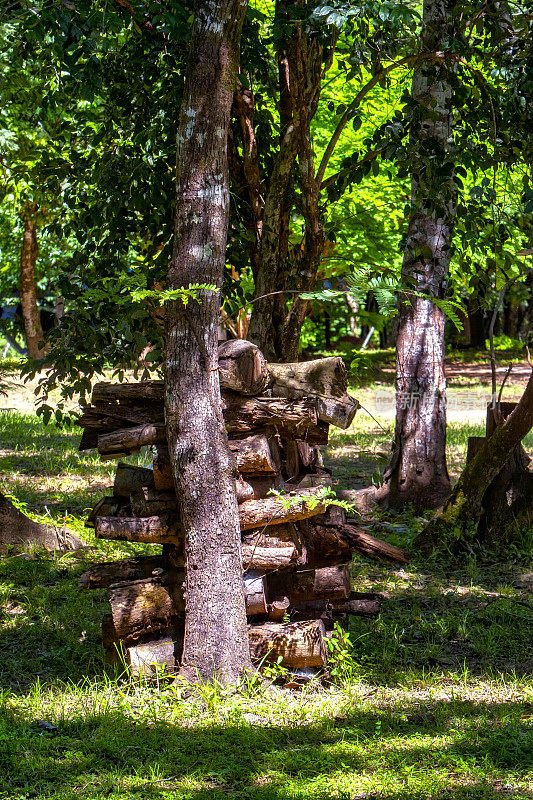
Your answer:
(78, 341), (407, 675)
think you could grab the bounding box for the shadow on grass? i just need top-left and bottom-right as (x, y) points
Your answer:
(1, 697), (532, 799)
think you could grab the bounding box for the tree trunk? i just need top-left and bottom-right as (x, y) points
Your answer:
(380, 1), (457, 511)
(416, 368), (533, 551)
(164, 0), (251, 683)
(0, 491), (81, 554)
(19, 209), (46, 360)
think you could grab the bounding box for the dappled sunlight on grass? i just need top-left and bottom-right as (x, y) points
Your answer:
(0, 372), (532, 799)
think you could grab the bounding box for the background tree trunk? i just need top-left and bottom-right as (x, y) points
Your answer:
(164, 0), (251, 683)
(20, 207), (46, 359)
(380, 0), (457, 511)
(0, 491), (81, 553)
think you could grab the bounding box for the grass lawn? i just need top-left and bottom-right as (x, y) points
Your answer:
(0, 368), (532, 800)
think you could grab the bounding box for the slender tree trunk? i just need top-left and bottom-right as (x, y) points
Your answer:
(380, 0), (457, 511)
(19, 209), (46, 359)
(165, 0), (251, 683)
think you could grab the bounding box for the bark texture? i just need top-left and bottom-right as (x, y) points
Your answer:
(381, 1), (457, 511)
(416, 370), (533, 551)
(19, 208), (46, 359)
(164, 0), (251, 682)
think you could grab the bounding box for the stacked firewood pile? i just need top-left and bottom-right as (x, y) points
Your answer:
(78, 340), (407, 675)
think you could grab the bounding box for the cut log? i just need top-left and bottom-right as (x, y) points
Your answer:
(86, 496), (128, 527)
(267, 358), (359, 429)
(95, 514), (183, 544)
(268, 596), (290, 621)
(228, 434), (281, 475)
(107, 571), (267, 641)
(268, 357), (348, 398)
(109, 575), (185, 643)
(283, 440), (301, 481)
(98, 423), (166, 456)
(238, 488), (327, 531)
(290, 469), (333, 490)
(113, 463), (155, 497)
(298, 519), (353, 568)
(92, 380), (164, 407)
(339, 522), (410, 565)
(297, 441), (323, 469)
(243, 571), (268, 616)
(248, 619), (327, 668)
(236, 474), (255, 504)
(130, 487), (176, 517)
(290, 592), (383, 626)
(246, 474), (284, 500)
(152, 445), (174, 491)
(221, 394), (328, 444)
(218, 339), (268, 395)
(241, 528), (298, 570)
(267, 564), (351, 604)
(80, 555), (172, 589)
(127, 637), (178, 676)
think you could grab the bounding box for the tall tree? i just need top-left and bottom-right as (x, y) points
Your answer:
(380, 0), (458, 510)
(19, 203), (46, 359)
(165, 0), (252, 682)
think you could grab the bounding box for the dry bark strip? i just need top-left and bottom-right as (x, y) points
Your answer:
(248, 619), (327, 667)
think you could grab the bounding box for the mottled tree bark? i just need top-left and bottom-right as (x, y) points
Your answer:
(165, 0), (251, 683)
(416, 368), (533, 551)
(19, 208), (46, 359)
(380, 0), (457, 511)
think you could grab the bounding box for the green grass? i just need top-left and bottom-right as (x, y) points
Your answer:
(1, 388), (532, 799)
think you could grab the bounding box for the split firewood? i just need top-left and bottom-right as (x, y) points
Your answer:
(241, 527), (299, 571)
(113, 463), (155, 497)
(248, 619), (327, 668)
(298, 518), (353, 568)
(92, 380), (164, 407)
(267, 564), (351, 604)
(238, 488), (327, 531)
(267, 357), (359, 429)
(218, 339), (268, 395)
(243, 571), (268, 615)
(268, 357), (348, 397)
(289, 469), (333, 491)
(95, 514), (183, 544)
(297, 441), (323, 468)
(228, 434), (281, 475)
